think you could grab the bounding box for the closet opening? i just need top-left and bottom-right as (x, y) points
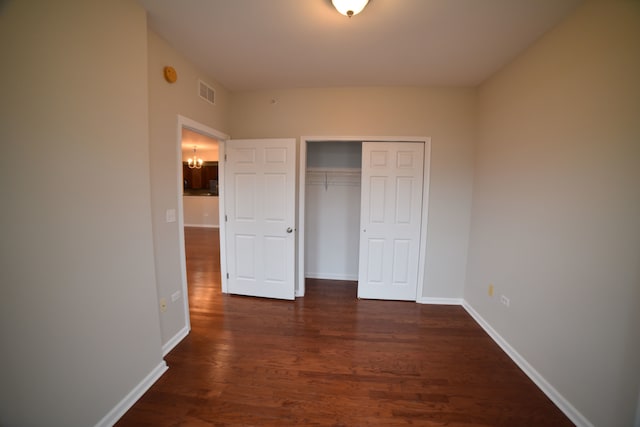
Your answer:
(303, 141), (362, 288)
(298, 136), (432, 301)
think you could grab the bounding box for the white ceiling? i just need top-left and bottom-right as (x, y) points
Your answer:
(139, 0), (583, 91)
(182, 128), (219, 162)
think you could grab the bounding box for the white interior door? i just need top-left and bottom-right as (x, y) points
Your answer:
(358, 142), (424, 300)
(225, 138), (296, 300)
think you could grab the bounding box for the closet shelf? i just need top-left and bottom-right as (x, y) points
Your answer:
(306, 168), (361, 189)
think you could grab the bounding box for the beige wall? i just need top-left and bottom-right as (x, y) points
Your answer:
(466, 2), (640, 426)
(147, 29), (230, 346)
(2, 2), (636, 426)
(230, 87), (476, 299)
(0, 1), (164, 425)
(184, 196), (220, 227)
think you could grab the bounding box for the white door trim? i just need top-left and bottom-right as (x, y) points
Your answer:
(417, 140), (432, 302)
(297, 140), (307, 297)
(175, 115), (229, 331)
(298, 136), (431, 301)
(218, 140), (228, 293)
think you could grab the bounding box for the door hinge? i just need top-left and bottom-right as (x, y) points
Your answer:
(226, 273), (229, 279)
(225, 214), (228, 222)
(224, 153), (227, 161)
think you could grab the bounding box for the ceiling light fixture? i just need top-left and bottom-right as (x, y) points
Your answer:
(187, 146), (203, 169)
(332, 0), (369, 18)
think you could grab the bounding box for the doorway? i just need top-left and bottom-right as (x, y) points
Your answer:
(304, 141), (362, 282)
(183, 227), (221, 315)
(175, 115), (228, 344)
(181, 127), (220, 227)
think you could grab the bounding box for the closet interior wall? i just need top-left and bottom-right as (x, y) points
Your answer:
(305, 141), (362, 281)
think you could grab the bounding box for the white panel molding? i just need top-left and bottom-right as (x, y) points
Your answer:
(417, 297), (463, 305)
(94, 361), (168, 427)
(305, 272), (359, 281)
(462, 301), (594, 427)
(162, 324), (190, 357)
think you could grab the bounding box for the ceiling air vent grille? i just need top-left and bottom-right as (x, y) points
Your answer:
(198, 80), (215, 105)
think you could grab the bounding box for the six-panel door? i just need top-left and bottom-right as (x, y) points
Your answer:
(225, 139), (296, 300)
(358, 142), (424, 300)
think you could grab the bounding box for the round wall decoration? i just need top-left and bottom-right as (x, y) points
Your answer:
(163, 66), (177, 83)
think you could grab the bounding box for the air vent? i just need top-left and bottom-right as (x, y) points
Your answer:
(198, 80), (215, 105)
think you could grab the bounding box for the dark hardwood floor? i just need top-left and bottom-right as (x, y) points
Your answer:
(117, 227), (573, 426)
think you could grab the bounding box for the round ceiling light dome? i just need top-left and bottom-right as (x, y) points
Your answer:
(331, 0), (369, 18)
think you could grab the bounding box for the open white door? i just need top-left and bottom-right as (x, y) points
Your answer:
(224, 139), (296, 300)
(358, 142), (424, 300)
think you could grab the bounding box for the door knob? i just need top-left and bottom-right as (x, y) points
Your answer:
(286, 227), (293, 233)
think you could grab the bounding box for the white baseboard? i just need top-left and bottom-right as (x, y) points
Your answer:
(162, 325), (190, 357)
(417, 297), (463, 305)
(305, 272), (358, 281)
(462, 301), (593, 427)
(94, 361), (168, 427)
(184, 223), (219, 228)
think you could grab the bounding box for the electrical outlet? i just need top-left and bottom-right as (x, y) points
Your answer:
(500, 295), (510, 307)
(160, 298), (167, 312)
(171, 291), (181, 302)
(488, 284), (494, 296)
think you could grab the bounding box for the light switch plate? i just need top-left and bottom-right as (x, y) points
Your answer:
(166, 209), (176, 223)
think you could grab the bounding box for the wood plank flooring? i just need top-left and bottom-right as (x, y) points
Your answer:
(116, 227), (573, 426)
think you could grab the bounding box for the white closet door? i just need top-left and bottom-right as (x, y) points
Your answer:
(225, 139), (296, 300)
(358, 142), (424, 300)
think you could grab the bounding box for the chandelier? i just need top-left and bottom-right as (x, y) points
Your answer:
(187, 146), (203, 169)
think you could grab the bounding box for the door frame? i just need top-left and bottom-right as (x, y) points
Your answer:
(298, 136), (432, 300)
(175, 115), (229, 331)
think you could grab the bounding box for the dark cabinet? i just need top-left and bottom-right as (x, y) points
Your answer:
(183, 162), (218, 192)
